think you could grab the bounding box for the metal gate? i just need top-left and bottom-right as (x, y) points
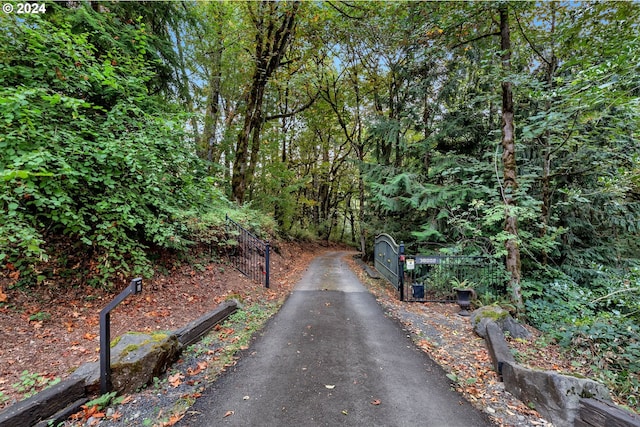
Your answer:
(374, 234), (405, 300)
(226, 215), (270, 288)
(403, 255), (503, 302)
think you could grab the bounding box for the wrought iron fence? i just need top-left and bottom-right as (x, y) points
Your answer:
(373, 233), (505, 302)
(403, 255), (504, 302)
(226, 215), (270, 288)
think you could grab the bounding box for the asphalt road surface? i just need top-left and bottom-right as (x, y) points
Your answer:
(178, 252), (493, 426)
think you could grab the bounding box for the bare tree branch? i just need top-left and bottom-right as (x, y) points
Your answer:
(265, 90), (321, 121)
(326, 1), (364, 20)
(450, 31), (500, 50)
(514, 10), (551, 66)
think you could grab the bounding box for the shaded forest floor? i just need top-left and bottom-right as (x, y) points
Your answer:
(0, 245), (626, 426)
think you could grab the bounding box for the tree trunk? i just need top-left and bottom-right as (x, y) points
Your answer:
(203, 35), (223, 168)
(355, 74), (367, 257)
(231, 1), (300, 204)
(500, 5), (523, 311)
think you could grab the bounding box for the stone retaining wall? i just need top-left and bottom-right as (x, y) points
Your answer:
(474, 307), (640, 427)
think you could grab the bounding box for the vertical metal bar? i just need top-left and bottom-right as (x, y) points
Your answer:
(399, 242), (405, 301)
(99, 278), (142, 394)
(246, 233), (249, 279)
(99, 311), (111, 394)
(242, 230), (246, 277)
(265, 242), (270, 288)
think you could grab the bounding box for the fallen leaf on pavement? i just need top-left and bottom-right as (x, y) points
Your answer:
(371, 399), (381, 405)
(325, 384), (335, 389)
(223, 410), (234, 418)
(187, 361), (207, 376)
(168, 372), (184, 387)
(157, 413), (185, 426)
(167, 413), (184, 426)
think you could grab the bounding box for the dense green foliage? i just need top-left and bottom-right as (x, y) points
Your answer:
(342, 2), (640, 404)
(525, 267), (640, 406)
(1, 0), (639, 408)
(0, 6), (246, 286)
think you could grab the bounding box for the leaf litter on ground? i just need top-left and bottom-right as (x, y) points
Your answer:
(3, 247), (575, 426)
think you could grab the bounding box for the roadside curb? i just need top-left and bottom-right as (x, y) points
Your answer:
(175, 300), (240, 348)
(353, 256), (381, 279)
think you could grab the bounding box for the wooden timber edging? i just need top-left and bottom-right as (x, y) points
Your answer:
(174, 299), (239, 347)
(0, 300), (239, 427)
(0, 377), (86, 427)
(575, 398), (640, 427)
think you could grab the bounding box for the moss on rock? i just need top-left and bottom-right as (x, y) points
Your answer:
(109, 332), (180, 394)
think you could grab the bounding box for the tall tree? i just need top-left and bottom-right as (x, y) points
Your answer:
(499, 5), (523, 310)
(232, 1), (301, 203)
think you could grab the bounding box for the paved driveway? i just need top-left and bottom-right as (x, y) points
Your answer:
(178, 252), (493, 426)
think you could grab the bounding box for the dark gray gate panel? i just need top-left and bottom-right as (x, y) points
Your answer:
(374, 233), (401, 288)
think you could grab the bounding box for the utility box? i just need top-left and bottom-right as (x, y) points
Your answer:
(412, 284), (425, 299)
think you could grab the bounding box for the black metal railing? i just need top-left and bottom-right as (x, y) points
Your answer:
(403, 255), (504, 302)
(100, 278), (143, 393)
(226, 215), (270, 288)
(373, 234), (506, 302)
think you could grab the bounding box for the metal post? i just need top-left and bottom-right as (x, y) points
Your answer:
(99, 278), (143, 394)
(399, 242), (405, 301)
(265, 242), (270, 288)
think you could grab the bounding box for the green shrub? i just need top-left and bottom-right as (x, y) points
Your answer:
(0, 10), (239, 287)
(524, 270), (640, 407)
